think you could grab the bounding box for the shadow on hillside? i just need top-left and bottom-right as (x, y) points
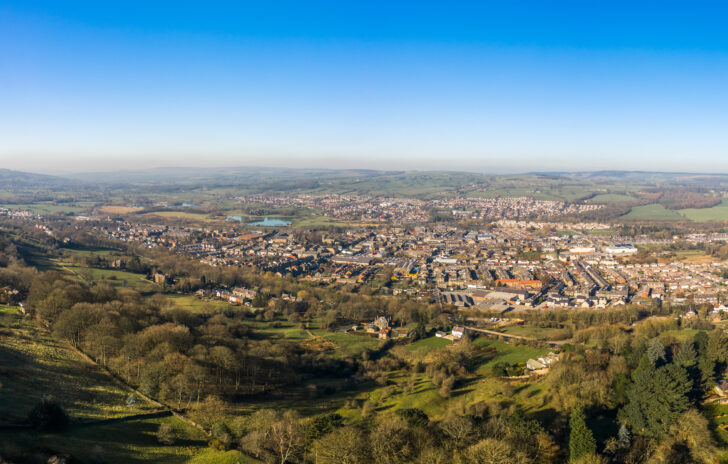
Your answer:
(0, 342), (45, 424)
(0, 335), (142, 425)
(0, 417), (207, 464)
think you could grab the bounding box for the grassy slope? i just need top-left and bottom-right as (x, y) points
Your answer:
(472, 339), (551, 373)
(0, 416), (216, 464)
(243, 319), (383, 359)
(63, 265), (155, 291)
(224, 333), (553, 425)
(337, 363), (550, 425)
(188, 449), (254, 464)
(367, 338), (550, 420)
(25, 247), (155, 292)
(0, 306), (254, 463)
(0, 305), (156, 424)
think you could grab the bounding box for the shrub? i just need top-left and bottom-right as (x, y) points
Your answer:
(27, 398), (70, 432)
(396, 408), (429, 427)
(157, 423), (176, 445)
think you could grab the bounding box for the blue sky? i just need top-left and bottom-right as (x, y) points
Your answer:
(1, 1), (728, 173)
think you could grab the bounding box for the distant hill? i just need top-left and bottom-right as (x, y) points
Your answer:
(530, 170), (728, 186)
(0, 169), (75, 188)
(63, 166), (728, 187)
(62, 167), (491, 198)
(11, 166), (727, 204)
(64, 166), (405, 185)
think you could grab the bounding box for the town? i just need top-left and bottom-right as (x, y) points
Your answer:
(8, 198), (728, 314)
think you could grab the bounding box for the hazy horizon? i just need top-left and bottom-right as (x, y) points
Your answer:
(2, 1), (728, 173)
(12, 159), (728, 177)
(8, 163), (728, 179)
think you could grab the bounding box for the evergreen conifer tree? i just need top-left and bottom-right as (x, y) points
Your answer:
(569, 406), (596, 462)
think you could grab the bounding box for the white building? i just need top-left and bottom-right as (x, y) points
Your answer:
(605, 244), (638, 255)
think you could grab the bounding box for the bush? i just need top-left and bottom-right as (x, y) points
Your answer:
(157, 423), (176, 445)
(361, 400), (375, 418)
(208, 439), (227, 451)
(396, 408), (429, 427)
(211, 422), (232, 449)
(439, 376), (455, 398)
(27, 398), (70, 431)
(492, 362), (508, 377)
(306, 412), (344, 445)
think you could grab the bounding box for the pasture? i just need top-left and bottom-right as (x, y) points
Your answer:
(621, 204), (685, 220)
(337, 367), (551, 424)
(473, 339), (551, 374)
(243, 318), (383, 359)
(499, 325), (572, 341)
(164, 294), (241, 314)
(321, 334), (555, 423)
(589, 193), (635, 203)
(679, 198), (728, 222)
(98, 205), (142, 215)
(64, 265), (155, 292)
(406, 336), (452, 352)
(143, 211), (218, 222)
(0, 201), (95, 215)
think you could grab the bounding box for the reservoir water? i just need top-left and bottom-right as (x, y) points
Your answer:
(227, 216), (291, 226)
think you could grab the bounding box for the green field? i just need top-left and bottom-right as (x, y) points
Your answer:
(678, 198), (728, 222)
(589, 193), (635, 203)
(29, 247), (155, 292)
(621, 199), (728, 222)
(467, 189), (565, 201)
(232, 334), (555, 423)
(0, 305), (156, 424)
(336, 366), (551, 423)
(244, 319), (383, 358)
(473, 339), (551, 374)
(143, 211), (219, 222)
(657, 328), (702, 342)
(62, 247), (123, 258)
(188, 449), (253, 464)
(318, 331), (384, 357)
(64, 265), (155, 292)
(0, 201), (96, 215)
(586, 228), (617, 235)
(406, 336), (452, 352)
(165, 295), (242, 314)
(621, 204), (686, 220)
(499, 325), (572, 340)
